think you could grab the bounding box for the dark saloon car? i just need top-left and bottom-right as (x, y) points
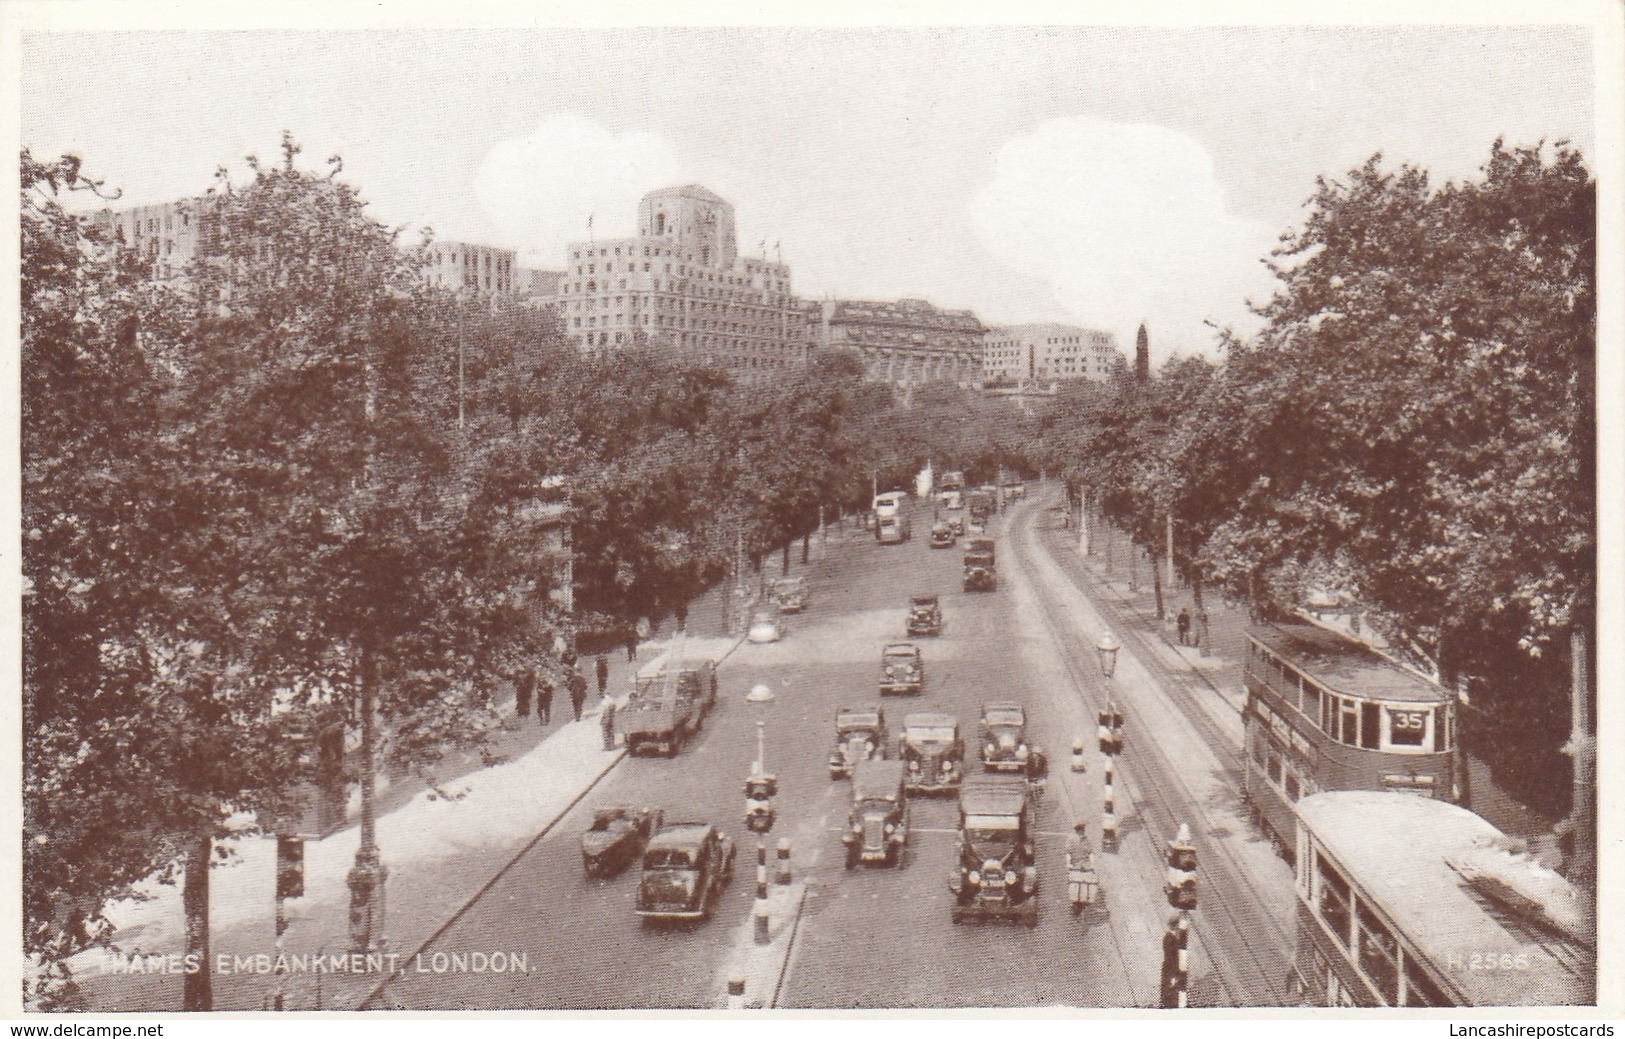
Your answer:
(829, 704), (889, 779)
(581, 806), (663, 876)
(843, 759), (909, 869)
(906, 594), (942, 637)
(635, 823), (736, 923)
(880, 642), (925, 696)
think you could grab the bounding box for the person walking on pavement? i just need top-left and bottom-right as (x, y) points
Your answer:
(595, 654), (609, 698)
(600, 698), (618, 751)
(625, 626), (638, 662)
(536, 674), (554, 726)
(1177, 607), (1192, 647)
(568, 667), (588, 721)
(514, 666), (535, 720)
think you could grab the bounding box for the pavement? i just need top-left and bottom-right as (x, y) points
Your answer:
(58, 518), (866, 1012)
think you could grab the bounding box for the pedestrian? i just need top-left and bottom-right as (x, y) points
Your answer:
(1066, 820), (1098, 912)
(568, 667), (588, 721)
(1177, 607), (1192, 646)
(600, 699), (618, 751)
(1196, 608), (1209, 649)
(561, 646), (577, 669)
(675, 602), (688, 634)
(625, 627), (638, 662)
(514, 666), (534, 720)
(536, 675), (554, 726)
(595, 654), (609, 698)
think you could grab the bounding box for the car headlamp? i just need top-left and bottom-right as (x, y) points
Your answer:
(941, 759), (953, 773)
(1016, 745), (1029, 759)
(986, 741), (997, 755)
(967, 870), (981, 886)
(1004, 870), (1018, 887)
(884, 823), (895, 835)
(909, 759), (921, 772)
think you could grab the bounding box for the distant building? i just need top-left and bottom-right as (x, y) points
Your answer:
(514, 266), (565, 305)
(983, 323), (1123, 388)
(89, 198), (207, 282)
(424, 240), (515, 296)
(801, 297), (985, 387)
(555, 185), (806, 375)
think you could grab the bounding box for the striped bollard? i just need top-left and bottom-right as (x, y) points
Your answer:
(775, 839), (792, 885)
(1071, 738), (1087, 773)
(754, 892), (771, 945)
(1101, 786), (1118, 852)
(727, 974), (746, 1011)
(756, 842), (769, 898)
(1176, 913), (1191, 1007)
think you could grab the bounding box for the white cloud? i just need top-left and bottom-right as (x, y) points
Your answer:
(473, 115), (686, 269)
(969, 116), (1279, 361)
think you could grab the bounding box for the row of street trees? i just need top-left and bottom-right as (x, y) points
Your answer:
(20, 137), (1032, 1008)
(1039, 140), (1595, 828)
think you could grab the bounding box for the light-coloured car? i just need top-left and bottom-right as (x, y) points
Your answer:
(747, 601), (785, 643)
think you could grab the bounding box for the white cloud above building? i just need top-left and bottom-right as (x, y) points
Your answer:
(969, 116), (1280, 360)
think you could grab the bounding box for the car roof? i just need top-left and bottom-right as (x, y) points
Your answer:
(959, 775), (1029, 814)
(983, 701), (1023, 714)
(852, 758), (906, 796)
(883, 643), (919, 654)
(911, 593), (939, 603)
(647, 823), (714, 849)
(838, 704), (884, 717)
(904, 711), (957, 728)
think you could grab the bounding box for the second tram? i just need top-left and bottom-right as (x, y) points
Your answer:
(1243, 620), (1457, 858)
(1292, 791), (1593, 1006)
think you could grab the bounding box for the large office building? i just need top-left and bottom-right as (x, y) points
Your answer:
(984, 323), (1124, 388)
(554, 185), (806, 374)
(90, 198), (206, 282)
(800, 297), (985, 387)
(423, 240), (517, 296)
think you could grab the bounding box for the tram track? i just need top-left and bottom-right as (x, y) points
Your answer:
(1010, 495), (1294, 1007)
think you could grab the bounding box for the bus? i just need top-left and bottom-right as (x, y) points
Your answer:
(1243, 620), (1457, 858)
(1293, 791), (1593, 1006)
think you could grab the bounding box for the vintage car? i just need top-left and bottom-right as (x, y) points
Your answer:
(949, 775), (1039, 926)
(581, 805), (663, 876)
(967, 536), (996, 564)
(879, 642), (925, 696)
(769, 575), (809, 613)
(963, 546), (997, 592)
(979, 702), (1031, 773)
(843, 759), (909, 869)
(635, 822), (736, 923)
(899, 710), (964, 794)
(947, 514), (966, 536)
(967, 489), (995, 525)
(929, 522), (956, 548)
(747, 601), (786, 643)
(906, 594), (943, 637)
(621, 657), (718, 757)
(829, 704), (889, 779)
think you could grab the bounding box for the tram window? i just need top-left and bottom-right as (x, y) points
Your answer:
(1301, 679), (1322, 724)
(1267, 750), (1283, 785)
(1357, 901), (1400, 1005)
(1340, 698), (1361, 746)
(1285, 770), (1301, 801)
(1316, 854), (1353, 948)
(1361, 702), (1381, 749)
(1322, 691), (1334, 735)
(1404, 960), (1451, 1007)
(1251, 728), (1268, 768)
(1389, 707), (1428, 747)
(1435, 708), (1451, 752)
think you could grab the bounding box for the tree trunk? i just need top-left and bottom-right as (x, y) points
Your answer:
(1128, 540), (1139, 592)
(182, 830), (213, 1010)
(1152, 549), (1165, 619)
(801, 530), (810, 565)
(1194, 576), (1211, 657)
(781, 541), (790, 575)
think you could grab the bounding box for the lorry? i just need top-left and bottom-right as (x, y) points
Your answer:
(619, 649), (721, 757)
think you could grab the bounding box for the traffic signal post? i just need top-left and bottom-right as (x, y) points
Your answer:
(1161, 823), (1198, 1008)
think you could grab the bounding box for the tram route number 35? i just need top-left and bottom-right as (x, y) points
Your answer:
(1392, 711), (1427, 730)
(1446, 951), (1534, 972)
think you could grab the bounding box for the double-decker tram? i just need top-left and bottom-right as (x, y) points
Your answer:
(1243, 620), (1457, 857)
(1293, 791), (1593, 1006)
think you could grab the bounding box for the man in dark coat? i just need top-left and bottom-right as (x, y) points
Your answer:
(536, 675), (554, 726)
(514, 667), (535, 719)
(595, 654), (609, 698)
(568, 667), (589, 721)
(1177, 608), (1192, 646)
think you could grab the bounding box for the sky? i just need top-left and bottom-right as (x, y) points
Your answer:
(11, 8), (1605, 364)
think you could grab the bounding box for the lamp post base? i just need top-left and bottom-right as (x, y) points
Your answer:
(347, 850), (389, 954)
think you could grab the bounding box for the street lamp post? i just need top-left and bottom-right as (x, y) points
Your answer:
(1096, 631), (1120, 678)
(347, 647), (387, 953)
